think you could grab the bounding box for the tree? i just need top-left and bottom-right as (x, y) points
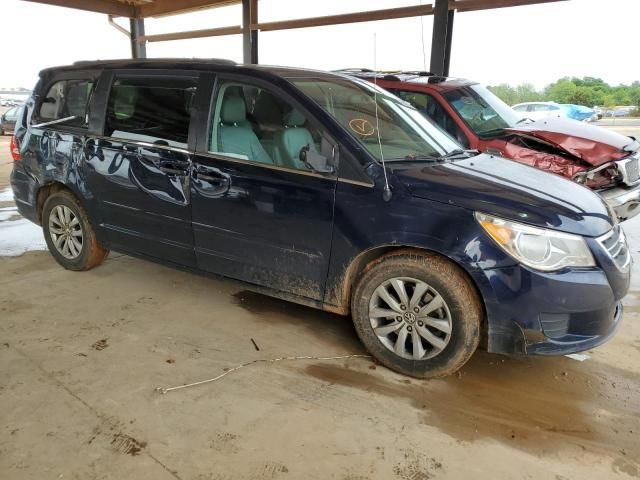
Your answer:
(489, 77), (640, 108)
(514, 83), (543, 103)
(568, 86), (595, 107)
(488, 83), (543, 105)
(545, 78), (577, 104)
(603, 95), (617, 111)
(487, 84), (517, 105)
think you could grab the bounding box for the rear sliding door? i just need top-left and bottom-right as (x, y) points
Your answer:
(83, 70), (199, 267)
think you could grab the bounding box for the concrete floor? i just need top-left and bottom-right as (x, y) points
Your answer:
(1, 124), (640, 480)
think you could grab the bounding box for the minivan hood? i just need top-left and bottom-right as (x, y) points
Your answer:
(504, 117), (634, 166)
(394, 153), (612, 237)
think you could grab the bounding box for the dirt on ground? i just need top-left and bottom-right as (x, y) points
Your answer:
(1, 127), (639, 480)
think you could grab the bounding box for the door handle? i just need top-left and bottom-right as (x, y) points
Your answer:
(123, 144), (140, 155)
(160, 164), (189, 175)
(159, 160), (190, 176)
(194, 167), (229, 184)
(197, 172), (229, 183)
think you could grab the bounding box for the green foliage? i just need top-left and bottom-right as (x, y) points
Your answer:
(545, 78), (577, 104)
(488, 76), (640, 108)
(487, 84), (517, 105)
(515, 83), (544, 103)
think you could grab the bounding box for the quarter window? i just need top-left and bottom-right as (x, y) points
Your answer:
(38, 79), (94, 127)
(209, 81), (333, 171)
(105, 77), (196, 148)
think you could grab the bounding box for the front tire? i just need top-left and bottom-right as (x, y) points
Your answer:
(351, 251), (482, 378)
(42, 190), (109, 271)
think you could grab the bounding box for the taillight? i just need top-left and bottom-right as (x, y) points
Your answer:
(10, 135), (21, 162)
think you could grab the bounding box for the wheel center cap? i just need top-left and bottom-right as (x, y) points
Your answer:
(404, 312), (416, 324)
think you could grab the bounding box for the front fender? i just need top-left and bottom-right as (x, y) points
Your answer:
(323, 186), (514, 313)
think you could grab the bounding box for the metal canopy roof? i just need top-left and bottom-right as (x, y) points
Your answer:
(21, 0), (567, 76)
(23, 0), (240, 18)
(23, 0), (566, 18)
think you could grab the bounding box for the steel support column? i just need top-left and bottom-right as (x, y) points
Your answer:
(429, 0), (449, 76)
(443, 9), (455, 76)
(242, 0), (258, 64)
(130, 18), (147, 59)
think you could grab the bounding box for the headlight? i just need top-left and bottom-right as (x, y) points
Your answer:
(475, 212), (595, 271)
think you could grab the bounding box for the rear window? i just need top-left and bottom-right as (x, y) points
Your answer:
(37, 79), (94, 127)
(105, 77), (196, 148)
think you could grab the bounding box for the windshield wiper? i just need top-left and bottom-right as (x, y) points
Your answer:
(438, 148), (479, 160)
(389, 149), (479, 163)
(388, 154), (444, 162)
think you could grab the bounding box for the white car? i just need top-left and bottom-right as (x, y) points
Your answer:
(512, 101), (568, 121)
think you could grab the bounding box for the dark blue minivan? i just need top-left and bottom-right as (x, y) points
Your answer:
(10, 59), (630, 377)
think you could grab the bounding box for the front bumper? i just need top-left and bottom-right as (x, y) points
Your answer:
(470, 242), (630, 356)
(600, 184), (640, 222)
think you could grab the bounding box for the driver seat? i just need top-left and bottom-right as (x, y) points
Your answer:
(274, 109), (316, 170)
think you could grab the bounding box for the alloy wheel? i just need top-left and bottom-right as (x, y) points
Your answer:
(368, 277), (452, 360)
(48, 205), (83, 260)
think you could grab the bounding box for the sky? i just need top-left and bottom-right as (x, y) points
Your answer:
(1, 0), (638, 90)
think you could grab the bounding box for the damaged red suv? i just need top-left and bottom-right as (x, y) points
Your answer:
(339, 70), (640, 221)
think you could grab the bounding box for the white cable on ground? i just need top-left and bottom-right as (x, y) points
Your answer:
(155, 354), (372, 394)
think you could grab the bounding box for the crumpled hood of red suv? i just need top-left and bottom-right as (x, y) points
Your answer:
(504, 117), (634, 166)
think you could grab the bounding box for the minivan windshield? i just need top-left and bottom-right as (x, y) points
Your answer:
(442, 85), (522, 138)
(290, 76), (461, 162)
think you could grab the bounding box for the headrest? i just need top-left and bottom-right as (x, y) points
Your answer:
(284, 109), (305, 127)
(221, 95), (246, 124)
(254, 90), (282, 124)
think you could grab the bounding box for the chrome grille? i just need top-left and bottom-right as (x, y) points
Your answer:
(598, 225), (631, 271)
(618, 155), (640, 186)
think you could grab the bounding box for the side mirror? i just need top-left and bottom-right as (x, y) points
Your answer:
(299, 145), (334, 174)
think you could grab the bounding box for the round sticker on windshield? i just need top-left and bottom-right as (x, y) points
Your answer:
(348, 118), (375, 136)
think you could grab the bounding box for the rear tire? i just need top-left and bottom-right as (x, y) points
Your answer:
(42, 190), (109, 271)
(351, 251), (482, 378)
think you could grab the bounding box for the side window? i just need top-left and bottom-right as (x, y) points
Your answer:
(512, 105), (527, 112)
(105, 77), (196, 148)
(532, 104), (550, 112)
(392, 89), (469, 148)
(209, 81), (333, 171)
(4, 107), (18, 120)
(37, 79), (94, 127)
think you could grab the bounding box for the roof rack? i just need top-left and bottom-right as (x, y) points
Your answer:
(334, 68), (374, 73)
(393, 70), (434, 77)
(334, 69), (435, 82)
(72, 58), (236, 66)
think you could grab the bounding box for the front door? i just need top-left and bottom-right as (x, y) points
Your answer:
(190, 76), (337, 301)
(83, 72), (198, 266)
